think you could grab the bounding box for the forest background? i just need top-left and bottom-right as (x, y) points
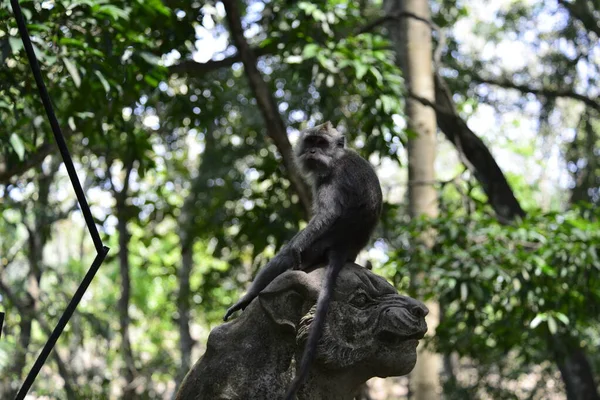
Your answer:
(0, 0), (599, 399)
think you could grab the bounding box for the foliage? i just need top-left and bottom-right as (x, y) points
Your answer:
(1, 0), (599, 398)
(384, 196), (600, 396)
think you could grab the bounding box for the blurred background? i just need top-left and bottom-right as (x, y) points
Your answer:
(0, 0), (599, 399)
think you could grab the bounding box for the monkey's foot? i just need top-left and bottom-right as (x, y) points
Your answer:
(223, 296), (253, 321)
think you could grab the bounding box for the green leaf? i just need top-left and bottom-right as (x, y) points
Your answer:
(94, 70), (110, 93)
(140, 52), (161, 66)
(67, 0), (97, 10)
(302, 44), (319, 59)
(21, 8), (32, 20)
(9, 133), (25, 160)
(316, 53), (338, 73)
(76, 111), (95, 119)
(547, 315), (557, 334)
(312, 9), (326, 21)
(298, 2), (318, 15)
(144, 74), (159, 87)
(27, 24), (52, 32)
(380, 95), (397, 114)
(555, 313), (569, 325)
(284, 55), (303, 64)
(530, 313), (546, 328)
(96, 5), (130, 20)
(31, 44), (45, 61)
(9, 37), (23, 54)
(369, 67), (383, 83)
(460, 282), (468, 301)
(355, 62), (368, 80)
(58, 38), (87, 48)
(63, 58), (81, 88)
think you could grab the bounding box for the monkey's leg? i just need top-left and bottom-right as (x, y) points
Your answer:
(283, 250), (347, 400)
(296, 236), (334, 270)
(223, 247), (298, 321)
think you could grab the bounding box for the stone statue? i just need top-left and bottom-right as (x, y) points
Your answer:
(176, 263), (428, 400)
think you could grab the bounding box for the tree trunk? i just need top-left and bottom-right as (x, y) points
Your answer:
(116, 205), (137, 398)
(386, 0), (441, 399)
(1, 160), (64, 398)
(174, 127), (218, 390)
(553, 338), (600, 400)
(222, 0), (312, 217)
(176, 242), (195, 387)
(113, 160), (137, 398)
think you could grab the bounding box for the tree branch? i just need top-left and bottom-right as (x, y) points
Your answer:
(169, 10), (442, 79)
(0, 142), (53, 185)
(472, 74), (600, 113)
(168, 8), (524, 222)
(357, 11), (445, 66)
(221, 0), (312, 217)
(557, 0), (600, 38)
(357, 11), (433, 35)
(410, 73), (526, 223)
(168, 44), (277, 76)
(0, 127), (76, 185)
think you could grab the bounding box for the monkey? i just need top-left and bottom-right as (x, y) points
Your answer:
(223, 121), (383, 399)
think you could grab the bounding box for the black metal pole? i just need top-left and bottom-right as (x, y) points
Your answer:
(9, 1), (111, 398)
(0, 312), (4, 339)
(10, 0), (104, 254)
(15, 247), (109, 400)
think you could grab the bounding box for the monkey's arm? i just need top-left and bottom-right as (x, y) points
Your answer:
(223, 187), (342, 321)
(223, 247), (299, 320)
(223, 213), (338, 321)
(286, 212), (338, 257)
(286, 185), (343, 256)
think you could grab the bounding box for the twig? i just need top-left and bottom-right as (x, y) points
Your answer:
(356, 11), (446, 67)
(221, 0), (312, 217)
(472, 74), (600, 113)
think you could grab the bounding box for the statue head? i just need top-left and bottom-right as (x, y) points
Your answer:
(177, 264), (428, 400)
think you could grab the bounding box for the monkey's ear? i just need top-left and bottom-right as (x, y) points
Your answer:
(258, 271), (319, 333)
(337, 135), (346, 148)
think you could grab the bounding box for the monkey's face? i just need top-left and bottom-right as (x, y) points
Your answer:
(295, 122), (345, 174)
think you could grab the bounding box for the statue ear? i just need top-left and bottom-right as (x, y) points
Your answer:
(259, 271), (319, 333)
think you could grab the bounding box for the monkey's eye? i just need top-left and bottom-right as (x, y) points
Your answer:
(352, 293), (369, 307)
(315, 137), (328, 147)
(305, 135), (328, 148)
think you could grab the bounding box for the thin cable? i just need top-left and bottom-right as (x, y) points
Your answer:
(10, 0), (104, 253)
(15, 246), (109, 400)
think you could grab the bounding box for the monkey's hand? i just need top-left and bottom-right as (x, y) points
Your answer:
(223, 296), (251, 321)
(224, 248), (299, 321)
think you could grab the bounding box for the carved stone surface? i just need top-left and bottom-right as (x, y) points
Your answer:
(176, 263), (428, 400)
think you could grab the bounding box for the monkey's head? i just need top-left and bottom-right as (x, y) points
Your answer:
(295, 121), (345, 175)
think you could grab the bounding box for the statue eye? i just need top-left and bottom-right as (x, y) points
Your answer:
(352, 293), (369, 307)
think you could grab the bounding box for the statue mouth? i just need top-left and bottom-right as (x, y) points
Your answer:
(377, 330), (425, 346)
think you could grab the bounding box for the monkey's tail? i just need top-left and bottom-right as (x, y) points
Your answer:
(283, 253), (345, 400)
